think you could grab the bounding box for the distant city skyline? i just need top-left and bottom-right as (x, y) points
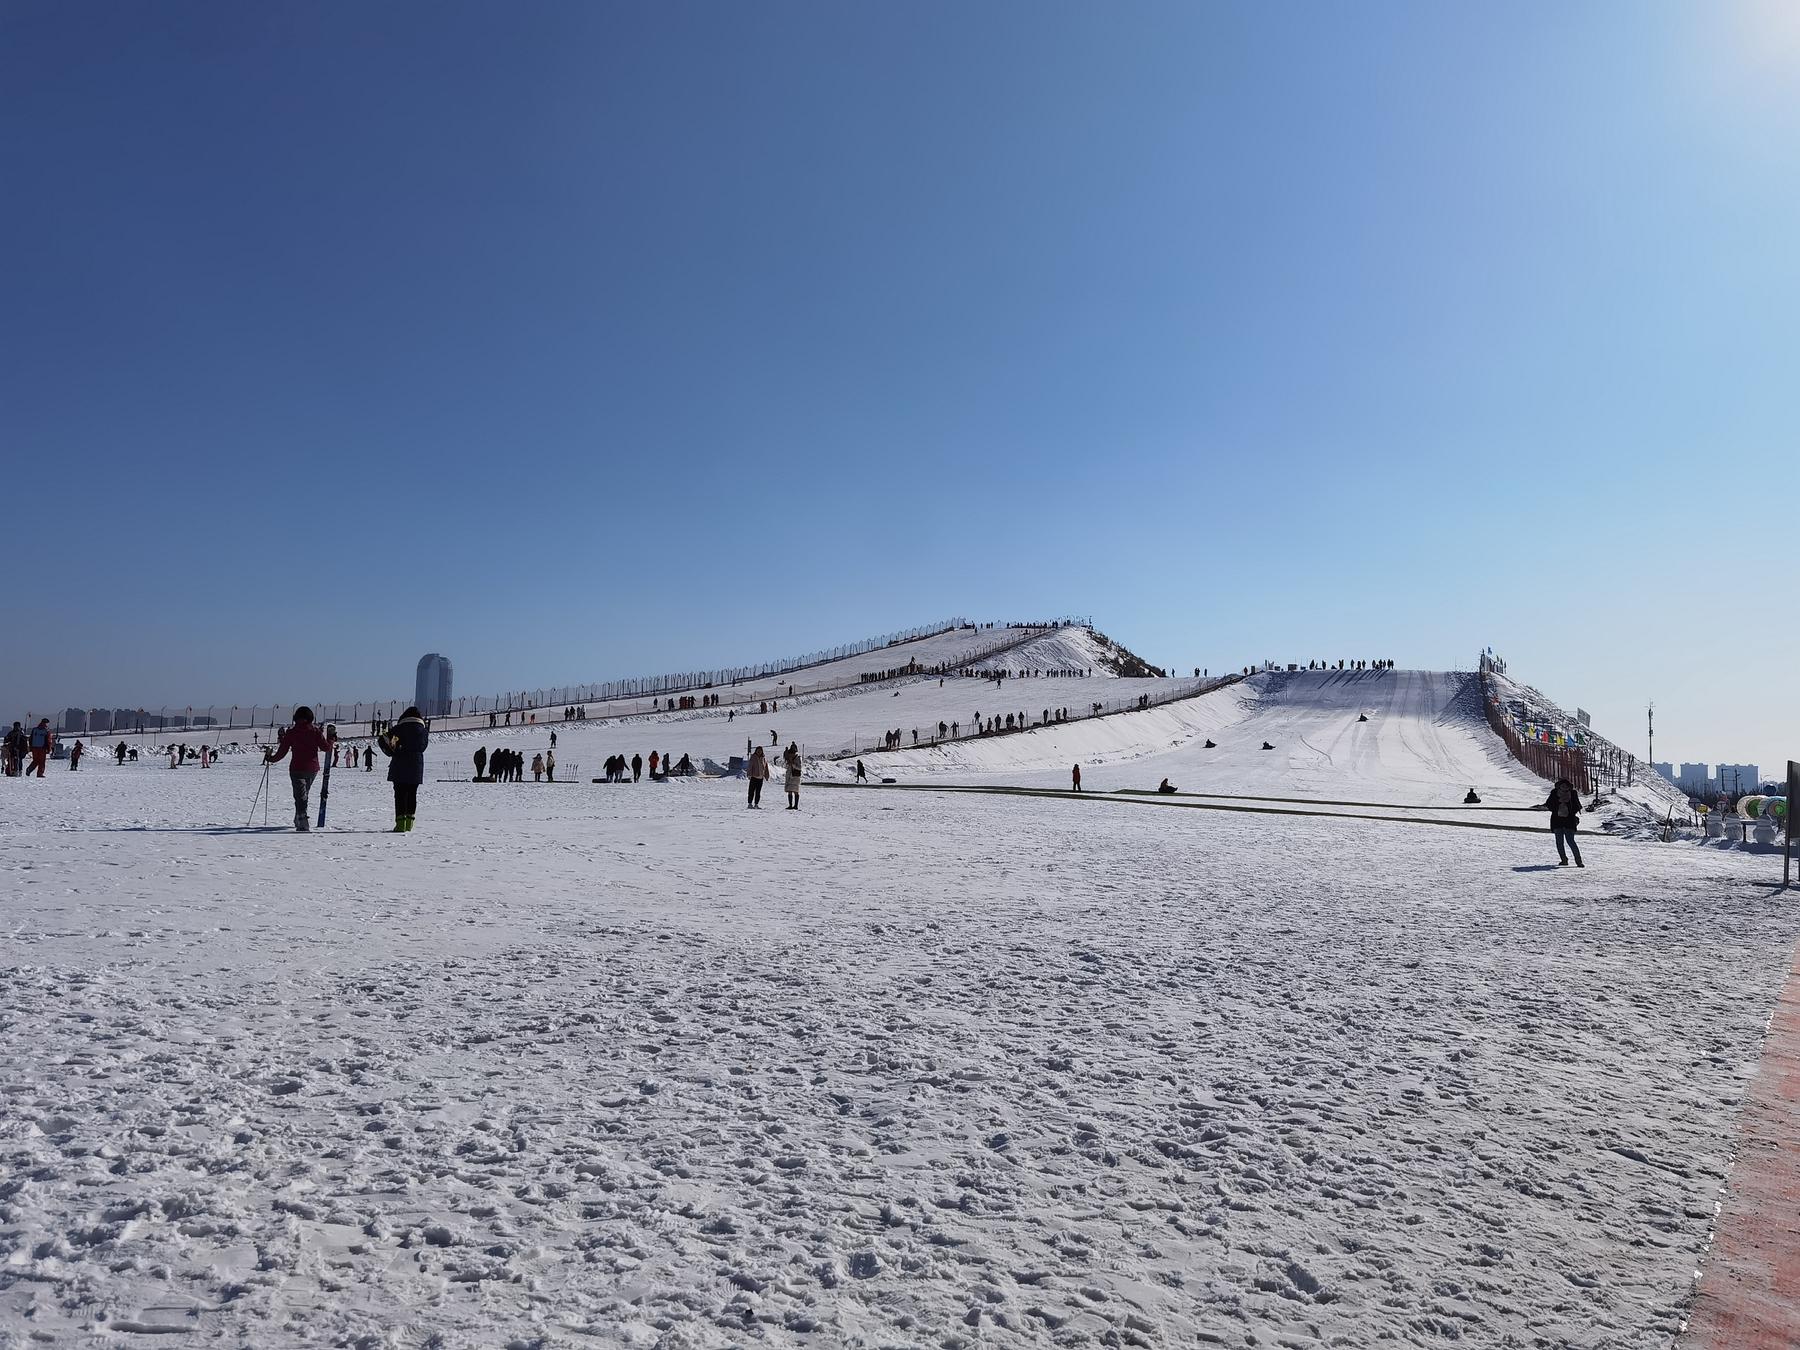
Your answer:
(3, 2), (1793, 766)
(1657, 761), (1779, 794)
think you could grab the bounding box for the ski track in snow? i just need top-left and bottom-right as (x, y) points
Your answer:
(1, 749), (1794, 1348)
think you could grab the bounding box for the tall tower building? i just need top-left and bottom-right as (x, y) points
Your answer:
(415, 653), (453, 718)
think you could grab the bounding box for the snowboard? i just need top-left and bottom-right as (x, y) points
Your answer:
(318, 726), (336, 827)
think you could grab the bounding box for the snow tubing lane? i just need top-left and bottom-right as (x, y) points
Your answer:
(806, 781), (1553, 835)
(1112, 787), (1543, 812)
(1679, 935), (1800, 1350)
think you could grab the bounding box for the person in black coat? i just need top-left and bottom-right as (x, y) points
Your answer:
(379, 707), (430, 833)
(1540, 778), (1583, 867)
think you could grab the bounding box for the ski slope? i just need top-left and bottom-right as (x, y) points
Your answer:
(842, 668), (1539, 802)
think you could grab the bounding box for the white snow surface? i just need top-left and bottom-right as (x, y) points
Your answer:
(3, 725), (1796, 1348)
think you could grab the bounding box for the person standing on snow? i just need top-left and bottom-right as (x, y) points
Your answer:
(115, 740), (128, 766)
(1071, 763), (1082, 793)
(69, 740), (84, 771)
(27, 719), (54, 777)
(631, 753), (642, 782)
(1540, 778), (1584, 867)
(363, 745), (374, 771)
(474, 746), (488, 780)
(747, 745), (769, 808)
(266, 707), (334, 831)
(378, 706), (429, 832)
(854, 759), (867, 783)
(782, 742), (802, 810)
(545, 750), (555, 782)
(531, 752), (544, 781)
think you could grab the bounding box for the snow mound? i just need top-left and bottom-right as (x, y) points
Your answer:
(993, 625), (1167, 677)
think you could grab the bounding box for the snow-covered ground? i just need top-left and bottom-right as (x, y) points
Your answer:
(3, 732), (1795, 1347)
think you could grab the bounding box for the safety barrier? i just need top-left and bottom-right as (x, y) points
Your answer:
(1478, 671), (1591, 795)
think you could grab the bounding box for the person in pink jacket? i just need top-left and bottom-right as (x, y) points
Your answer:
(265, 706), (335, 832)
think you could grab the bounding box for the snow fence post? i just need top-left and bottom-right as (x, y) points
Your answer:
(1787, 760), (1797, 888)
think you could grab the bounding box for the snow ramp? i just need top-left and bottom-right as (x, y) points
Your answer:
(850, 667), (1548, 805)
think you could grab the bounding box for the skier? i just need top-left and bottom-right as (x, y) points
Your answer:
(474, 746), (488, 780)
(1540, 778), (1584, 867)
(1071, 763), (1082, 793)
(631, 753), (642, 782)
(28, 719), (54, 777)
(783, 742), (802, 810)
(378, 706), (429, 832)
(69, 739), (84, 771)
(265, 708), (334, 831)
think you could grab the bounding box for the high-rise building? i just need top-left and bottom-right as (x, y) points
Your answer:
(87, 709), (113, 734)
(1677, 763), (1712, 793)
(415, 654), (453, 718)
(1652, 762), (1675, 783)
(61, 708), (88, 734)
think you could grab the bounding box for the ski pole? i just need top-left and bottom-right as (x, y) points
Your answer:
(247, 759), (271, 827)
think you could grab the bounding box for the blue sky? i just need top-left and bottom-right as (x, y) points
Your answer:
(4, 1), (1795, 768)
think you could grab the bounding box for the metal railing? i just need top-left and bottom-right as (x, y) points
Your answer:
(44, 619), (1101, 743)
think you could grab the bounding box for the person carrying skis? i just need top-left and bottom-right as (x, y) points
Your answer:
(1540, 778), (1584, 867)
(265, 707), (334, 831)
(747, 745), (769, 808)
(378, 706), (428, 832)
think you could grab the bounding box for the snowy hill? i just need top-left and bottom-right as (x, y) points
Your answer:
(1483, 666), (1690, 829)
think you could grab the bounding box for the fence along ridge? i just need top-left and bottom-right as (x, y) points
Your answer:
(78, 618), (1096, 738)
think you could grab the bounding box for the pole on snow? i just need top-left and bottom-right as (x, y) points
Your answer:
(1787, 760), (1797, 888)
(248, 759), (272, 828)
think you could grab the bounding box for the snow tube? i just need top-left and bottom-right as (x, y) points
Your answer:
(1739, 795), (1767, 820)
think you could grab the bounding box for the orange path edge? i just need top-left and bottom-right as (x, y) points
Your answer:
(1682, 932), (1800, 1349)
